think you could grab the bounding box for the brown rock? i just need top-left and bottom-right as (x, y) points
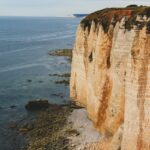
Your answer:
(25, 100), (49, 111)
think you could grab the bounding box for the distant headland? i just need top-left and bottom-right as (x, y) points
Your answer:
(73, 14), (88, 18)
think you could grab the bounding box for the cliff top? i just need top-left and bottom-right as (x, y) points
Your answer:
(81, 6), (150, 32)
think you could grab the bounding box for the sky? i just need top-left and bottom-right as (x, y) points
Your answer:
(0, 0), (150, 17)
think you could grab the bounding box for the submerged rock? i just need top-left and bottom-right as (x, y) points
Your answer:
(27, 79), (32, 83)
(25, 100), (49, 111)
(49, 73), (70, 77)
(48, 49), (72, 57)
(48, 49), (72, 62)
(10, 105), (16, 109)
(55, 79), (69, 86)
(38, 80), (44, 83)
(9, 122), (18, 129)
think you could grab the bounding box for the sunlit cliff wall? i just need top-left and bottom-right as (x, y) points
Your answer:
(70, 6), (150, 149)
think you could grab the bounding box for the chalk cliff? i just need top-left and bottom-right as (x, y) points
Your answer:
(70, 6), (150, 150)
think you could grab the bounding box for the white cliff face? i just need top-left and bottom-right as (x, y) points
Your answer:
(71, 20), (136, 133)
(70, 25), (89, 106)
(70, 8), (150, 149)
(122, 27), (150, 150)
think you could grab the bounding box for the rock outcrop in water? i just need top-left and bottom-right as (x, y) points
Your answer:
(70, 6), (150, 149)
(25, 100), (49, 111)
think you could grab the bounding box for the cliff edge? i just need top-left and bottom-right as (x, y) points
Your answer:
(70, 6), (150, 150)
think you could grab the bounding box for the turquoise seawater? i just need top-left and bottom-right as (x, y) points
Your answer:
(0, 16), (81, 150)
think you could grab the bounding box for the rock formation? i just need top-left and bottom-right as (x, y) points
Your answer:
(70, 6), (150, 150)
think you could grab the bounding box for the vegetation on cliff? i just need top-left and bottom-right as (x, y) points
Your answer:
(81, 6), (150, 32)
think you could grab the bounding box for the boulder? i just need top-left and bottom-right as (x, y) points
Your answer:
(25, 100), (49, 111)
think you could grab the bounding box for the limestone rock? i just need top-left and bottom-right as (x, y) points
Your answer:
(70, 6), (150, 150)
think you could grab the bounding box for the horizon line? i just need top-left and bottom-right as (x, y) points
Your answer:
(0, 15), (75, 18)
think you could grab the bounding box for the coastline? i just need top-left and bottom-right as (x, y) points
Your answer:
(16, 103), (100, 150)
(3, 40), (101, 149)
(10, 48), (101, 150)
(21, 103), (73, 150)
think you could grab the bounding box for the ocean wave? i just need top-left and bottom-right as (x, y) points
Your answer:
(0, 63), (42, 73)
(0, 46), (43, 56)
(39, 34), (75, 41)
(0, 56), (56, 73)
(0, 31), (75, 42)
(0, 47), (29, 56)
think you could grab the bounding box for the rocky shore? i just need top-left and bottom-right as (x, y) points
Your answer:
(9, 99), (100, 150)
(9, 47), (101, 150)
(21, 48), (74, 150)
(8, 98), (101, 150)
(21, 103), (74, 150)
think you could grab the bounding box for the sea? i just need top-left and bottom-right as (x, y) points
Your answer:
(0, 16), (81, 150)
